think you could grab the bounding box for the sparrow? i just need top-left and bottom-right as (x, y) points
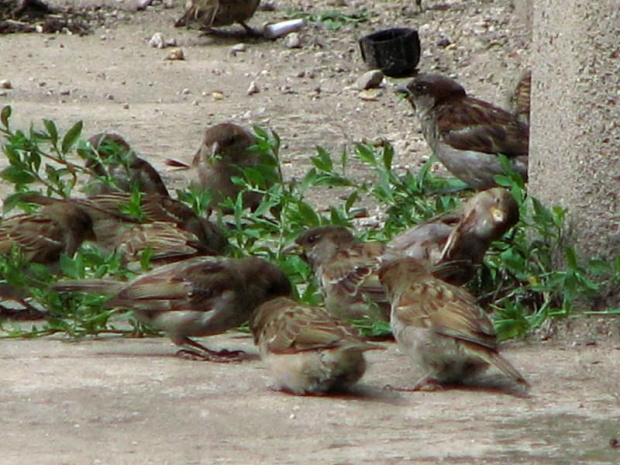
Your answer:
(250, 296), (383, 395)
(0, 202), (95, 267)
(52, 256), (292, 361)
(287, 226), (389, 320)
(174, 0), (261, 36)
(167, 123), (268, 214)
(509, 70), (532, 125)
(19, 193), (228, 257)
(385, 187), (519, 285)
(82, 132), (170, 197)
(102, 221), (218, 269)
(379, 257), (530, 390)
(397, 73), (529, 189)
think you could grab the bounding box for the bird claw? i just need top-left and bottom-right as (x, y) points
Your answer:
(175, 348), (247, 363)
(384, 379), (443, 392)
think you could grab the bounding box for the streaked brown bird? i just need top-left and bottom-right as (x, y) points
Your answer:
(509, 70), (532, 126)
(397, 73), (529, 189)
(19, 193), (228, 259)
(0, 203), (94, 267)
(379, 257), (530, 390)
(0, 203), (95, 316)
(385, 187), (519, 284)
(250, 296), (383, 395)
(167, 123), (269, 214)
(82, 132), (169, 196)
(287, 225), (389, 320)
(52, 256), (292, 361)
(174, 0), (261, 36)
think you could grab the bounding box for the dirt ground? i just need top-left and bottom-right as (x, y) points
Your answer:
(1, 0), (619, 463)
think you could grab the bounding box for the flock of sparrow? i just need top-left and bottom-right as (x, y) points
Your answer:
(0, 0), (535, 395)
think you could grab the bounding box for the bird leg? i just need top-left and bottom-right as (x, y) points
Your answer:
(176, 337), (247, 362)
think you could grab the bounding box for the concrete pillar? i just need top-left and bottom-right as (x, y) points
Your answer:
(529, 1), (619, 280)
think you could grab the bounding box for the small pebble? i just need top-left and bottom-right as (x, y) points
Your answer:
(230, 43), (247, 54)
(0, 79), (12, 90)
(247, 81), (260, 95)
(149, 33), (165, 49)
(355, 70), (384, 90)
(165, 49), (185, 61)
(284, 33), (301, 49)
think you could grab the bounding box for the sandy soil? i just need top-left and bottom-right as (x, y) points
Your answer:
(1, 1), (619, 463)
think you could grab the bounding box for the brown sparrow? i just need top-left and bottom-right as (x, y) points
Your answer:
(397, 73), (529, 189)
(250, 296), (383, 395)
(509, 70), (532, 126)
(385, 187), (519, 285)
(82, 132), (169, 196)
(287, 226), (389, 320)
(19, 193), (228, 257)
(175, 0), (261, 35)
(0, 203), (94, 266)
(167, 123), (268, 214)
(379, 257), (530, 390)
(52, 256), (292, 361)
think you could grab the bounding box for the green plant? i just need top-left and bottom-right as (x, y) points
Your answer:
(285, 9), (372, 31)
(0, 105), (618, 342)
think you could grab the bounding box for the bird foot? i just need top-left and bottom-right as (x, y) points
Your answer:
(175, 348), (247, 363)
(384, 379), (443, 392)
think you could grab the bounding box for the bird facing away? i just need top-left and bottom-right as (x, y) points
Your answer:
(52, 256), (292, 361)
(250, 296), (383, 395)
(379, 257), (530, 390)
(83, 132), (170, 197)
(175, 0), (261, 36)
(167, 123), (269, 214)
(385, 187), (519, 285)
(287, 225), (390, 320)
(397, 73), (529, 189)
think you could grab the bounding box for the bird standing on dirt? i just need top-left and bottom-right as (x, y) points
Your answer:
(174, 0), (261, 36)
(379, 257), (530, 391)
(250, 296), (383, 395)
(52, 256), (292, 361)
(167, 123), (270, 214)
(82, 132), (170, 197)
(287, 226), (389, 320)
(384, 187), (519, 285)
(397, 73), (529, 189)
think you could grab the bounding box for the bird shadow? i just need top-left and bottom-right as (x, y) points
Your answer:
(387, 374), (531, 399)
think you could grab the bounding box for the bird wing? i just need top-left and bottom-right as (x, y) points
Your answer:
(394, 279), (497, 350)
(105, 258), (237, 313)
(0, 215), (64, 261)
(438, 98), (529, 157)
(262, 302), (369, 353)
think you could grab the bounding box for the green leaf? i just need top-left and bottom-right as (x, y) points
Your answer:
(61, 121), (83, 153)
(1, 105), (11, 128)
(0, 165), (37, 185)
(43, 119), (59, 145)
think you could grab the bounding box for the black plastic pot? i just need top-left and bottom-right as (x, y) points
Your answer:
(359, 28), (421, 78)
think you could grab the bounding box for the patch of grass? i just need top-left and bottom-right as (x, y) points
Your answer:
(0, 105), (618, 341)
(285, 8), (372, 31)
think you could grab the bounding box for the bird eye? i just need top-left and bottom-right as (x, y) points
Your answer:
(413, 84), (426, 94)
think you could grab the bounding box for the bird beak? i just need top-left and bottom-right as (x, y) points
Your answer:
(282, 242), (303, 255)
(210, 141), (223, 158)
(490, 207), (505, 223)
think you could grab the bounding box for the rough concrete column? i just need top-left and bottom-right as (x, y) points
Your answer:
(529, 1), (619, 271)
